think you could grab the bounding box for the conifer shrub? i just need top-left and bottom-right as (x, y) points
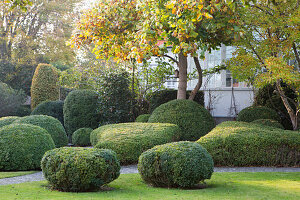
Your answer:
(72, 128), (93, 147)
(14, 115), (68, 147)
(236, 106), (280, 122)
(135, 114), (151, 122)
(196, 121), (300, 167)
(0, 124), (55, 171)
(63, 90), (101, 142)
(31, 63), (60, 110)
(138, 141), (214, 188)
(91, 123), (181, 164)
(0, 116), (19, 128)
(251, 119), (284, 129)
(41, 147), (120, 192)
(31, 100), (64, 125)
(148, 99), (215, 141)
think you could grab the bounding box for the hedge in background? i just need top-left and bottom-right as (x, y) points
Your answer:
(91, 123), (181, 164)
(14, 115), (68, 148)
(135, 114), (151, 122)
(251, 119), (284, 129)
(72, 128), (93, 147)
(236, 106), (280, 123)
(41, 147), (120, 192)
(31, 100), (64, 125)
(138, 141), (214, 188)
(148, 99), (215, 141)
(0, 116), (19, 128)
(0, 124), (55, 171)
(149, 89), (204, 112)
(13, 105), (31, 117)
(31, 63), (60, 110)
(196, 121), (300, 167)
(63, 90), (101, 142)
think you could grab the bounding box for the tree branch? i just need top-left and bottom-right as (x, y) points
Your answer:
(163, 54), (178, 64)
(188, 56), (202, 100)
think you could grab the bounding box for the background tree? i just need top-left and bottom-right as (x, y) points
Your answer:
(71, 0), (235, 100)
(226, 0), (300, 130)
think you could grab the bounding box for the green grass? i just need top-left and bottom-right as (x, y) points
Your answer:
(0, 173), (299, 200)
(0, 171), (37, 179)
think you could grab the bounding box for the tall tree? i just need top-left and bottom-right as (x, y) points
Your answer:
(227, 0), (300, 130)
(71, 0), (235, 100)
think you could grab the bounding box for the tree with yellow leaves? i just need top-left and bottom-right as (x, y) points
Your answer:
(71, 0), (235, 100)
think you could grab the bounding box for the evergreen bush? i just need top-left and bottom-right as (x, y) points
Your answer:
(148, 99), (215, 141)
(31, 100), (64, 125)
(72, 128), (93, 147)
(138, 141), (214, 188)
(251, 119), (284, 129)
(236, 106), (280, 122)
(0, 116), (19, 128)
(41, 147), (120, 192)
(135, 114), (151, 122)
(0, 124), (55, 171)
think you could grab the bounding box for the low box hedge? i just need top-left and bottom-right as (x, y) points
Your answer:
(90, 123), (181, 164)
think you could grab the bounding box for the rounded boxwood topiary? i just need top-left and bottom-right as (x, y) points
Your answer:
(138, 141), (214, 188)
(41, 147), (120, 192)
(63, 90), (101, 142)
(90, 123), (181, 164)
(135, 114), (151, 122)
(13, 115), (68, 148)
(196, 121), (300, 167)
(0, 124), (55, 171)
(72, 128), (93, 147)
(0, 116), (19, 128)
(236, 106), (280, 122)
(31, 63), (60, 110)
(148, 99), (215, 141)
(31, 100), (64, 125)
(251, 119), (284, 129)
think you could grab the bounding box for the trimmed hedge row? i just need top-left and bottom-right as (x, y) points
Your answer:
(251, 119), (284, 129)
(31, 63), (59, 109)
(91, 123), (181, 164)
(14, 115), (68, 148)
(237, 106), (280, 122)
(138, 141), (214, 188)
(135, 114), (151, 122)
(0, 124), (55, 171)
(0, 116), (19, 128)
(41, 147), (120, 192)
(64, 90), (101, 142)
(196, 121), (300, 167)
(31, 100), (64, 125)
(72, 128), (93, 147)
(148, 99), (215, 141)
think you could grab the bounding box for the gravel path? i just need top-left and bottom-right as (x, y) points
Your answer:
(1, 165), (300, 186)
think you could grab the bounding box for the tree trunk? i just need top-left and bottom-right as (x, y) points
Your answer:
(189, 56), (202, 100)
(275, 79), (298, 130)
(177, 52), (187, 99)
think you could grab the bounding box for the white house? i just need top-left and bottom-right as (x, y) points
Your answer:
(149, 44), (255, 123)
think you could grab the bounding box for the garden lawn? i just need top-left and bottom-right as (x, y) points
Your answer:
(0, 171), (37, 179)
(0, 172), (299, 200)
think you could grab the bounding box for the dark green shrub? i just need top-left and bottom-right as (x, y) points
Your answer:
(14, 115), (68, 147)
(91, 123), (181, 164)
(63, 90), (101, 142)
(253, 83), (298, 130)
(138, 141), (214, 188)
(41, 147), (120, 192)
(0, 82), (26, 117)
(0, 124), (55, 171)
(72, 128), (93, 147)
(14, 105), (31, 117)
(196, 121), (300, 167)
(149, 89), (204, 112)
(31, 63), (59, 109)
(237, 106), (280, 122)
(135, 114), (151, 122)
(98, 71), (134, 125)
(31, 100), (64, 125)
(251, 119), (284, 129)
(148, 99), (215, 141)
(0, 116), (20, 128)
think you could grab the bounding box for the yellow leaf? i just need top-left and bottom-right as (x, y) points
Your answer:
(204, 12), (213, 19)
